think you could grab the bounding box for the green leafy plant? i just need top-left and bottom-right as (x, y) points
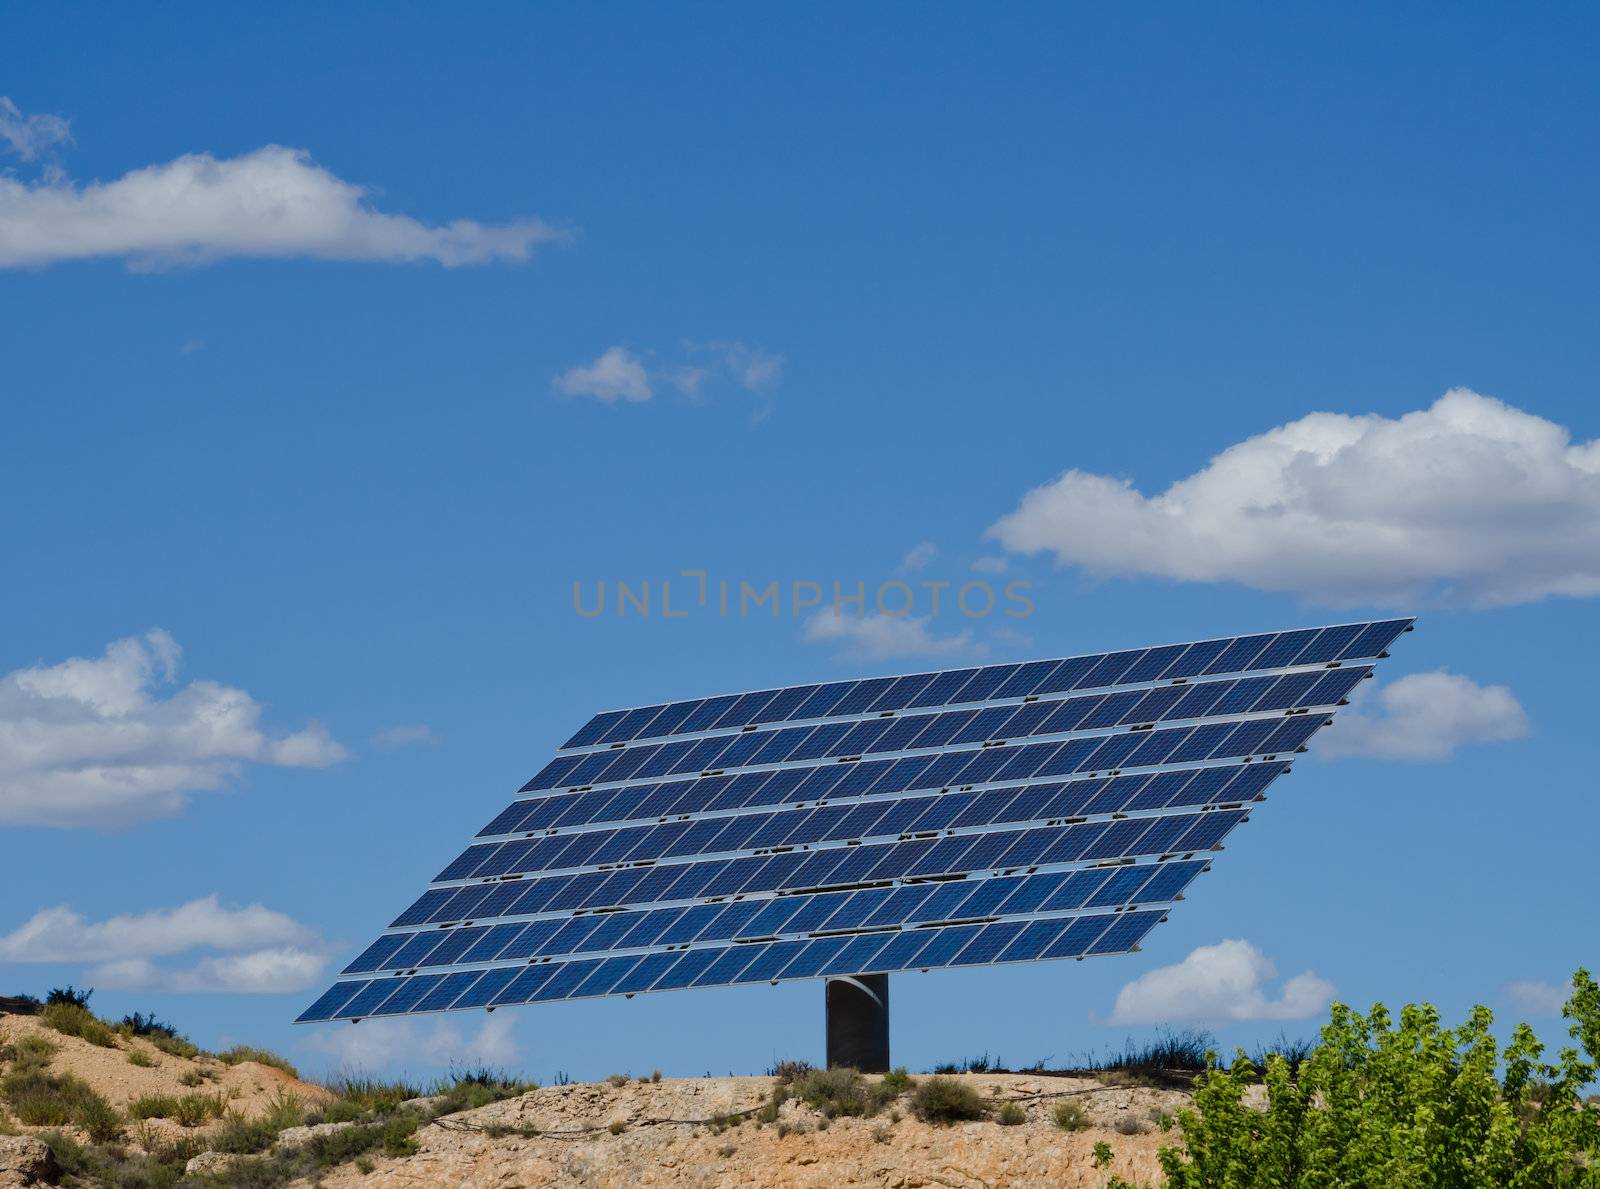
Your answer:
(126, 1047), (156, 1068)
(1052, 1099), (1088, 1131)
(39, 1002), (118, 1048)
(909, 1076), (989, 1124)
(1092, 1140), (1114, 1169)
(879, 1067), (916, 1094)
(997, 1101), (1027, 1126)
(1158, 968), (1600, 1187)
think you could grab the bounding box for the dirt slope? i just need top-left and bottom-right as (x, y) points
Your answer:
(303, 1072), (1186, 1189)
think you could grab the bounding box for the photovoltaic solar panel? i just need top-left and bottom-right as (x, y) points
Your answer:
(297, 619), (1411, 1023)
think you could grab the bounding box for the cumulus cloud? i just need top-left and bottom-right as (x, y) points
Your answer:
(804, 609), (980, 662)
(1504, 979), (1570, 1016)
(553, 346), (653, 403)
(1108, 939), (1335, 1026)
(1319, 670), (1529, 761)
(899, 542), (938, 572)
(303, 1012), (520, 1074)
(0, 896), (329, 994)
(988, 389), (1600, 607)
(556, 340), (783, 410)
(0, 143), (559, 269)
(0, 96), (71, 161)
(370, 724), (439, 750)
(0, 629), (348, 827)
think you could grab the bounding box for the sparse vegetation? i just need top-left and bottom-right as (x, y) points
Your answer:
(879, 1067), (916, 1094)
(1114, 1115), (1145, 1135)
(608, 1118), (627, 1134)
(997, 1101), (1027, 1126)
(933, 1051), (1002, 1074)
(2, 1066), (121, 1138)
(768, 1058), (815, 1082)
(1052, 1099), (1088, 1131)
(129, 1093), (181, 1120)
(45, 985), (94, 1010)
(149, 1031), (200, 1060)
(126, 1046), (156, 1067)
(909, 1076), (988, 1124)
(39, 1001), (119, 1048)
(180, 1069), (207, 1087)
(1092, 1140), (1114, 1169)
(218, 1044), (299, 1077)
(650, 1069), (662, 1083)
(606, 1072), (629, 1088)
(794, 1067), (874, 1118)
(1, 1031), (58, 1071)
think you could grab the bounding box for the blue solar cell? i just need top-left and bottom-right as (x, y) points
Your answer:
(692, 944), (767, 985)
(1043, 915), (1114, 957)
(998, 918), (1075, 962)
(1263, 716), (1326, 754)
(335, 978), (406, 1019)
(452, 967), (519, 1008)
(864, 838), (938, 880)
(1135, 861), (1206, 903)
(949, 921), (1028, 966)
(790, 682), (857, 720)
(1342, 618), (1414, 660)
(818, 932), (895, 977)
(412, 971), (485, 1014)
(993, 871), (1070, 915)
(1133, 814), (1201, 855)
(572, 956), (644, 999)
(498, 919), (563, 959)
(816, 889), (885, 932)
(1078, 690), (1146, 729)
(777, 935), (852, 979)
(371, 974), (444, 1015)
(531, 960), (603, 1001)
(343, 935), (408, 975)
(909, 881), (980, 923)
(419, 927), (487, 968)
(1085, 865), (1156, 908)
(611, 952), (679, 994)
(1161, 638), (1230, 679)
(830, 677), (896, 716)
(951, 876), (1022, 918)
(461, 923), (528, 964)
(297, 982), (367, 1022)
(1041, 869), (1114, 910)
(1118, 645), (1187, 684)
(1088, 910), (1165, 954)
(1307, 667), (1367, 705)
(871, 673), (936, 711)
(1293, 622), (1363, 664)
(952, 665), (1019, 703)
(911, 925), (984, 968)
(756, 685), (818, 723)
(1175, 810), (1247, 851)
(1204, 634), (1275, 675)
(562, 711), (626, 750)
(906, 668), (981, 708)
(736, 940), (807, 982)
(863, 884), (935, 926)
(1252, 671), (1323, 712)
(821, 845), (892, 885)
(873, 929), (939, 970)
(650, 950), (724, 992)
(388, 932), (445, 969)
(992, 659), (1063, 699)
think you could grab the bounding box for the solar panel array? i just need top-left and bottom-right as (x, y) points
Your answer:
(297, 619), (1412, 1024)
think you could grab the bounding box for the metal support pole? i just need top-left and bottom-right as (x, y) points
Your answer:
(825, 974), (890, 1072)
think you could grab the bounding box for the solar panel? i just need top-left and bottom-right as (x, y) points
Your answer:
(298, 618), (1412, 1024)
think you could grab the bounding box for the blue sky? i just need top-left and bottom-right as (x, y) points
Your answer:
(2, 4), (1596, 1081)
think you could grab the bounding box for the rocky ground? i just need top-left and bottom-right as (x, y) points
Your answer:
(303, 1072), (1188, 1189)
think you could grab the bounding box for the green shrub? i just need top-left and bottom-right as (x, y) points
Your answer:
(794, 1067), (875, 1118)
(322, 1072), (422, 1114)
(879, 1067), (916, 1094)
(149, 1032), (199, 1060)
(46, 985), (93, 1010)
(909, 1076), (988, 1124)
(608, 1119), (627, 1134)
(2, 1067), (121, 1137)
(210, 1093), (306, 1155)
(126, 1047), (156, 1068)
(1052, 1099), (1088, 1131)
(2, 1032), (58, 1072)
(997, 1101), (1027, 1126)
(1092, 1140), (1113, 1169)
(428, 1068), (536, 1116)
(768, 1058), (815, 1083)
(1159, 968), (1600, 1187)
(218, 1045), (299, 1078)
(128, 1094), (181, 1120)
(172, 1091), (227, 1127)
(118, 1011), (181, 1040)
(179, 1070), (206, 1087)
(39, 1002), (118, 1048)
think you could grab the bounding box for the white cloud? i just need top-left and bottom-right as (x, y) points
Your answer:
(0, 97), (71, 161)
(988, 389), (1600, 607)
(0, 144), (559, 269)
(1108, 939), (1334, 1026)
(1319, 670), (1529, 761)
(971, 555), (1009, 574)
(557, 340), (783, 411)
(804, 609), (980, 662)
(0, 630), (349, 827)
(899, 542), (938, 573)
(370, 724), (439, 750)
(0, 896), (315, 962)
(1504, 979), (1569, 1016)
(553, 346), (653, 403)
(0, 896), (330, 994)
(91, 947), (327, 994)
(303, 1012), (520, 1074)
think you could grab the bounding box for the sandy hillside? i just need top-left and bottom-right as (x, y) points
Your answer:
(303, 1072), (1187, 1189)
(0, 1011), (330, 1138)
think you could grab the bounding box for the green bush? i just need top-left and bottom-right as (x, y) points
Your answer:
(217, 1045), (299, 1078)
(321, 1072), (422, 1114)
(2, 1032), (58, 1072)
(794, 1067), (877, 1118)
(997, 1101), (1027, 1126)
(1159, 968), (1600, 1187)
(879, 1067), (916, 1094)
(46, 985), (93, 1010)
(2, 1067), (121, 1137)
(1052, 1099), (1088, 1131)
(909, 1076), (988, 1124)
(39, 1002), (118, 1048)
(128, 1094), (181, 1120)
(172, 1091), (227, 1127)
(149, 1032), (200, 1060)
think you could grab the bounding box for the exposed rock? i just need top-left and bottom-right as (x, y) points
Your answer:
(185, 1150), (247, 1176)
(0, 1137), (54, 1187)
(276, 1120), (357, 1147)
